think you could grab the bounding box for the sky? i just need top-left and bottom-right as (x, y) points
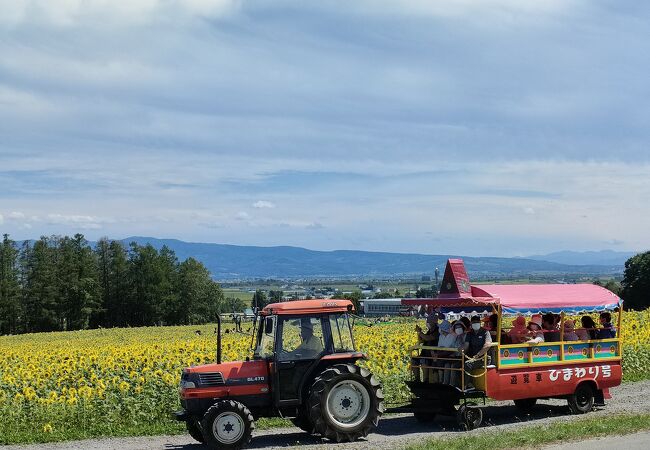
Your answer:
(1, 0), (649, 257)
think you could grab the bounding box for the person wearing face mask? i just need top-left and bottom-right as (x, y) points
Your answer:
(463, 315), (492, 390)
(446, 320), (468, 387)
(435, 319), (454, 384)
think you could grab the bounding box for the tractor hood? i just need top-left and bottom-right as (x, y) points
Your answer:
(183, 359), (268, 387)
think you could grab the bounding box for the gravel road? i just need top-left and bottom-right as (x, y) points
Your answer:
(6, 380), (650, 450)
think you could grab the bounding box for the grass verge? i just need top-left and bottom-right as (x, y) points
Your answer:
(408, 413), (650, 450)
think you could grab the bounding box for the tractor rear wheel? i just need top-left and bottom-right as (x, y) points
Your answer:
(308, 364), (383, 443)
(186, 417), (205, 443)
(290, 413), (314, 434)
(201, 400), (255, 450)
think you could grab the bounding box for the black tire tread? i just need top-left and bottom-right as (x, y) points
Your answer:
(186, 418), (205, 443)
(308, 363), (383, 443)
(568, 383), (595, 414)
(457, 403), (482, 431)
(290, 412), (315, 434)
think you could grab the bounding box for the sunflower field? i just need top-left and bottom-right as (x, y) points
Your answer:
(1, 311), (650, 444)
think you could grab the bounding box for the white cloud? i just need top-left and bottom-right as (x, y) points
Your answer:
(44, 213), (110, 229)
(523, 207), (535, 215)
(0, 0), (240, 27)
(234, 211), (250, 221)
(0, 214), (3, 225)
(352, 0), (577, 22)
(8, 211), (25, 220)
(252, 200), (275, 209)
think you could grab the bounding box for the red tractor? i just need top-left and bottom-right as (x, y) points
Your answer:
(174, 300), (384, 449)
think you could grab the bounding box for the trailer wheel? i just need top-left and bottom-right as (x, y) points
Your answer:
(201, 400), (255, 450)
(308, 364), (384, 442)
(568, 383), (594, 414)
(186, 417), (205, 443)
(457, 403), (482, 430)
(514, 398), (537, 411)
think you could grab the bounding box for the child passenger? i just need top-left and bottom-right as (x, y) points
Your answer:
(563, 319), (579, 341)
(508, 315), (528, 344)
(526, 314), (545, 344)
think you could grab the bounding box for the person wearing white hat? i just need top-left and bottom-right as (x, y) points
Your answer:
(526, 314), (545, 344)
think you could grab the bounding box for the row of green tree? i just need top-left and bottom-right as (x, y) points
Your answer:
(0, 234), (244, 335)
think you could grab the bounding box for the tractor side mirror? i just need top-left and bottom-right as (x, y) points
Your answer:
(265, 317), (274, 334)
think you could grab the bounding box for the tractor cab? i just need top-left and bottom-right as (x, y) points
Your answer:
(253, 300), (363, 408)
(175, 299), (382, 450)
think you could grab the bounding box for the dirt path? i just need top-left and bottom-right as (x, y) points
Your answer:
(6, 380), (650, 450)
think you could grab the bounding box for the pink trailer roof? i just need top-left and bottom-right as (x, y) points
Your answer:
(472, 283), (621, 314)
(401, 259), (622, 314)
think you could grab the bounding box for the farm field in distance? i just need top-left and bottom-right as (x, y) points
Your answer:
(219, 274), (617, 304)
(1, 310), (649, 445)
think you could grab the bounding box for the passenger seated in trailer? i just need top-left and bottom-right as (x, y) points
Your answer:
(507, 315), (528, 344)
(597, 312), (616, 339)
(463, 316), (492, 390)
(576, 316), (597, 340)
(414, 313), (440, 382)
(526, 314), (545, 344)
(542, 312), (561, 342)
(447, 320), (468, 387)
(484, 313), (508, 344)
(436, 319), (461, 385)
(562, 319), (579, 341)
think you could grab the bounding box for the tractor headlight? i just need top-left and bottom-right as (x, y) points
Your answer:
(179, 371), (198, 390)
(179, 380), (196, 389)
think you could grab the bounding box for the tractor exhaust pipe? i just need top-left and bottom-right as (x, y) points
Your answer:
(216, 313), (222, 364)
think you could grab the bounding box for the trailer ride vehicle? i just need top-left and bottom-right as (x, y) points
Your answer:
(399, 259), (623, 429)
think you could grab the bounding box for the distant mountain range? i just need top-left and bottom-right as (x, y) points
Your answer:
(115, 237), (633, 280)
(526, 250), (636, 266)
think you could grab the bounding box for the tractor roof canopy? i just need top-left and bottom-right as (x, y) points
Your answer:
(261, 299), (354, 316)
(402, 259), (622, 315)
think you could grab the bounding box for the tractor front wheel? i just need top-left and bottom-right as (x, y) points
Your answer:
(308, 364), (384, 443)
(201, 400), (255, 450)
(186, 417), (205, 443)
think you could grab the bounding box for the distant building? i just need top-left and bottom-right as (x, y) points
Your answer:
(363, 298), (409, 316)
